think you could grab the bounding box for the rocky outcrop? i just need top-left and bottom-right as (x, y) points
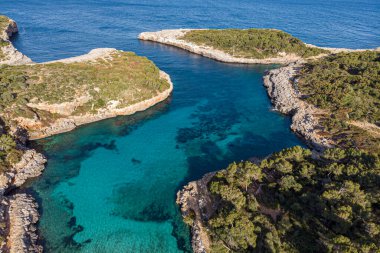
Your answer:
(0, 47), (174, 139)
(263, 62), (333, 150)
(0, 130), (46, 253)
(3, 194), (42, 253)
(177, 173), (215, 253)
(0, 17), (32, 65)
(0, 44), (33, 65)
(0, 18), (18, 41)
(0, 150), (46, 195)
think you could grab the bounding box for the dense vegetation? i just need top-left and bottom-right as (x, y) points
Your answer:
(0, 15), (10, 31)
(203, 146), (380, 252)
(0, 51), (170, 127)
(0, 124), (22, 173)
(180, 29), (327, 59)
(297, 51), (380, 152)
(0, 15), (11, 61)
(298, 51), (380, 124)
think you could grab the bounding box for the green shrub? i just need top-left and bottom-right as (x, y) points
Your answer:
(180, 29), (328, 59)
(205, 146), (380, 252)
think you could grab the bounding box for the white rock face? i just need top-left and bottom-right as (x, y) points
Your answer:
(1, 18), (18, 41)
(6, 194), (42, 253)
(263, 62), (333, 150)
(0, 150), (46, 195)
(0, 18), (32, 65)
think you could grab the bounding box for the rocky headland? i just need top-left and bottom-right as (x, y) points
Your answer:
(0, 16), (32, 65)
(0, 15), (174, 252)
(138, 29), (375, 65)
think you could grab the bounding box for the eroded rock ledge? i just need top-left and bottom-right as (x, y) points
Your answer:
(3, 194), (42, 253)
(263, 62), (333, 151)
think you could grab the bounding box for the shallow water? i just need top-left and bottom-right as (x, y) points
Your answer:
(1, 0), (379, 252)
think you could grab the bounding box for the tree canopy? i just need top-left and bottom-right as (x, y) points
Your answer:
(205, 146), (380, 252)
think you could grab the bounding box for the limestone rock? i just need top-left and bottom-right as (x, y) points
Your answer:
(5, 194), (42, 253)
(177, 173), (215, 253)
(0, 150), (46, 195)
(263, 62), (333, 150)
(0, 17), (32, 65)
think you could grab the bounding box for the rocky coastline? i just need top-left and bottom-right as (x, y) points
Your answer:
(0, 17), (46, 252)
(263, 62), (333, 151)
(176, 62), (335, 252)
(176, 173), (215, 253)
(0, 130), (46, 252)
(0, 46), (174, 139)
(0, 17), (174, 252)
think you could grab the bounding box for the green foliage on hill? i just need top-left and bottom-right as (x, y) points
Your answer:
(0, 130), (22, 173)
(180, 29), (327, 59)
(0, 15), (11, 61)
(206, 146), (380, 252)
(297, 51), (380, 153)
(0, 51), (170, 127)
(298, 51), (380, 124)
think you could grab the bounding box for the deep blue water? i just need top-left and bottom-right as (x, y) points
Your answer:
(1, 0), (379, 252)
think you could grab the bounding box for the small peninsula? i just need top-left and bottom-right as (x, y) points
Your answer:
(0, 48), (173, 139)
(139, 29), (380, 252)
(0, 15), (173, 252)
(138, 29), (375, 64)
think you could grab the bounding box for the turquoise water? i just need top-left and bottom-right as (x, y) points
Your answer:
(1, 0), (379, 252)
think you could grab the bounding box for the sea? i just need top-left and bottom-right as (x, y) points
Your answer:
(1, 0), (379, 252)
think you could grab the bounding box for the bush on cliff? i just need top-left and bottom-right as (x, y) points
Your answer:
(0, 133), (22, 173)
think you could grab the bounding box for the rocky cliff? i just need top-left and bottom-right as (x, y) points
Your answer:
(263, 62), (333, 151)
(0, 16), (32, 65)
(177, 173), (215, 253)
